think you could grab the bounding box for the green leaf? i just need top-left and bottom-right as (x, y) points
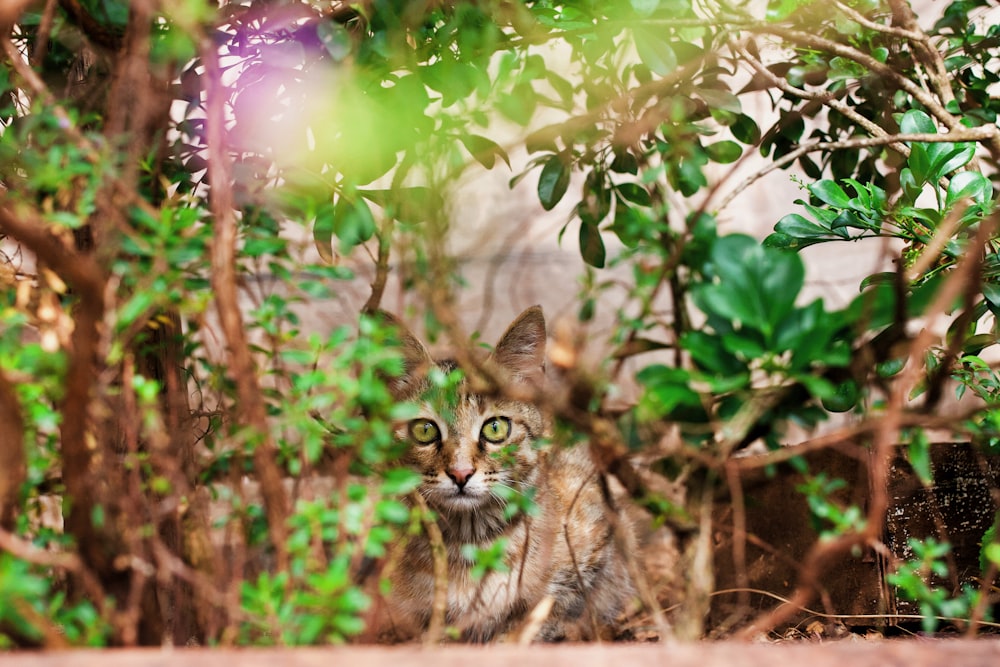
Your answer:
(705, 140), (742, 164)
(630, 0), (660, 16)
(579, 222), (606, 268)
(695, 234), (805, 339)
(497, 83), (537, 126)
(616, 182), (651, 206)
(774, 213), (834, 240)
(697, 88), (742, 115)
(460, 134), (511, 169)
(633, 28), (677, 76)
(983, 282), (1000, 319)
(379, 468), (422, 495)
(982, 520), (1000, 572)
(581, 170), (612, 224)
(375, 499), (410, 524)
(358, 186), (438, 224)
(610, 149), (639, 174)
(636, 364), (707, 422)
(766, 0), (804, 21)
(927, 142), (975, 181)
(822, 380), (860, 412)
(809, 179), (852, 208)
(946, 170), (993, 207)
(859, 272), (896, 291)
(423, 59), (478, 107)
(333, 197), (376, 251)
(731, 114), (761, 145)
(763, 231), (825, 250)
(681, 331), (744, 376)
(899, 109), (937, 135)
(908, 430), (933, 486)
(537, 154), (571, 210)
(544, 70), (575, 109)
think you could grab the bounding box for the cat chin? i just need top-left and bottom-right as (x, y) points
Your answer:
(431, 490), (493, 513)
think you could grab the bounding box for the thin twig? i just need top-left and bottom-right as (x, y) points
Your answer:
(717, 126), (997, 211)
(0, 527), (107, 608)
(29, 0), (59, 66)
(732, 41), (910, 157)
(201, 37), (290, 572)
(411, 491), (448, 645)
(0, 366), (26, 530)
(833, 1), (923, 41)
(712, 586), (1000, 630)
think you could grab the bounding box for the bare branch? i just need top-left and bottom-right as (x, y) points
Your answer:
(0, 365), (26, 531)
(732, 41), (910, 158)
(411, 491), (448, 645)
(201, 39), (290, 572)
(717, 125), (998, 211)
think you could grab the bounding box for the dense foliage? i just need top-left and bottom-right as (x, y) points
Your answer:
(0, 0), (998, 646)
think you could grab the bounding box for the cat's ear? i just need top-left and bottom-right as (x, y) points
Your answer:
(371, 310), (432, 398)
(491, 305), (546, 383)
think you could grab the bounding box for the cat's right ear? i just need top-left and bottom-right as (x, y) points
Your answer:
(370, 310), (432, 399)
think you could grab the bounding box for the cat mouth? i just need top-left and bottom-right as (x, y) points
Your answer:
(435, 486), (487, 510)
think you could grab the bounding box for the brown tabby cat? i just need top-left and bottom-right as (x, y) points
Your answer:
(379, 305), (634, 642)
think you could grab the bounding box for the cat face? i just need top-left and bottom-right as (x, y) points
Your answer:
(401, 391), (543, 514)
(382, 307), (547, 517)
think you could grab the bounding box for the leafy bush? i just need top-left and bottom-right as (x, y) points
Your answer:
(0, 0), (998, 646)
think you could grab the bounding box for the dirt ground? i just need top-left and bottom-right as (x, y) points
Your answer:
(7, 640), (1000, 667)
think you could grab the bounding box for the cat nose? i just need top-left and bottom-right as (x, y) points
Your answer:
(447, 466), (476, 489)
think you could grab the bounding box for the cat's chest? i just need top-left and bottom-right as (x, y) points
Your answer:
(401, 518), (554, 625)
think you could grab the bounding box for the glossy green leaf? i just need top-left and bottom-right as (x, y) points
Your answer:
(899, 109), (937, 135)
(774, 213), (833, 240)
(537, 154), (570, 210)
(809, 180), (852, 208)
(579, 222), (606, 268)
(616, 182), (651, 206)
(705, 140), (742, 164)
(731, 114), (761, 145)
(694, 234), (805, 340)
(763, 232), (825, 250)
(333, 197), (376, 251)
(946, 170), (993, 206)
(822, 380), (860, 412)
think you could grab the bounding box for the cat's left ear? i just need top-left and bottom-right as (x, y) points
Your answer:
(368, 309), (433, 399)
(491, 305), (546, 383)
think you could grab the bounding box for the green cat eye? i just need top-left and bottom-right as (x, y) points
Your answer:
(409, 419), (440, 445)
(480, 417), (511, 443)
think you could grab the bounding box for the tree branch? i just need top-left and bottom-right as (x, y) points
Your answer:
(201, 39), (290, 572)
(733, 41), (910, 158)
(716, 125), (998, 211)
(0, 366), (25, 530)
